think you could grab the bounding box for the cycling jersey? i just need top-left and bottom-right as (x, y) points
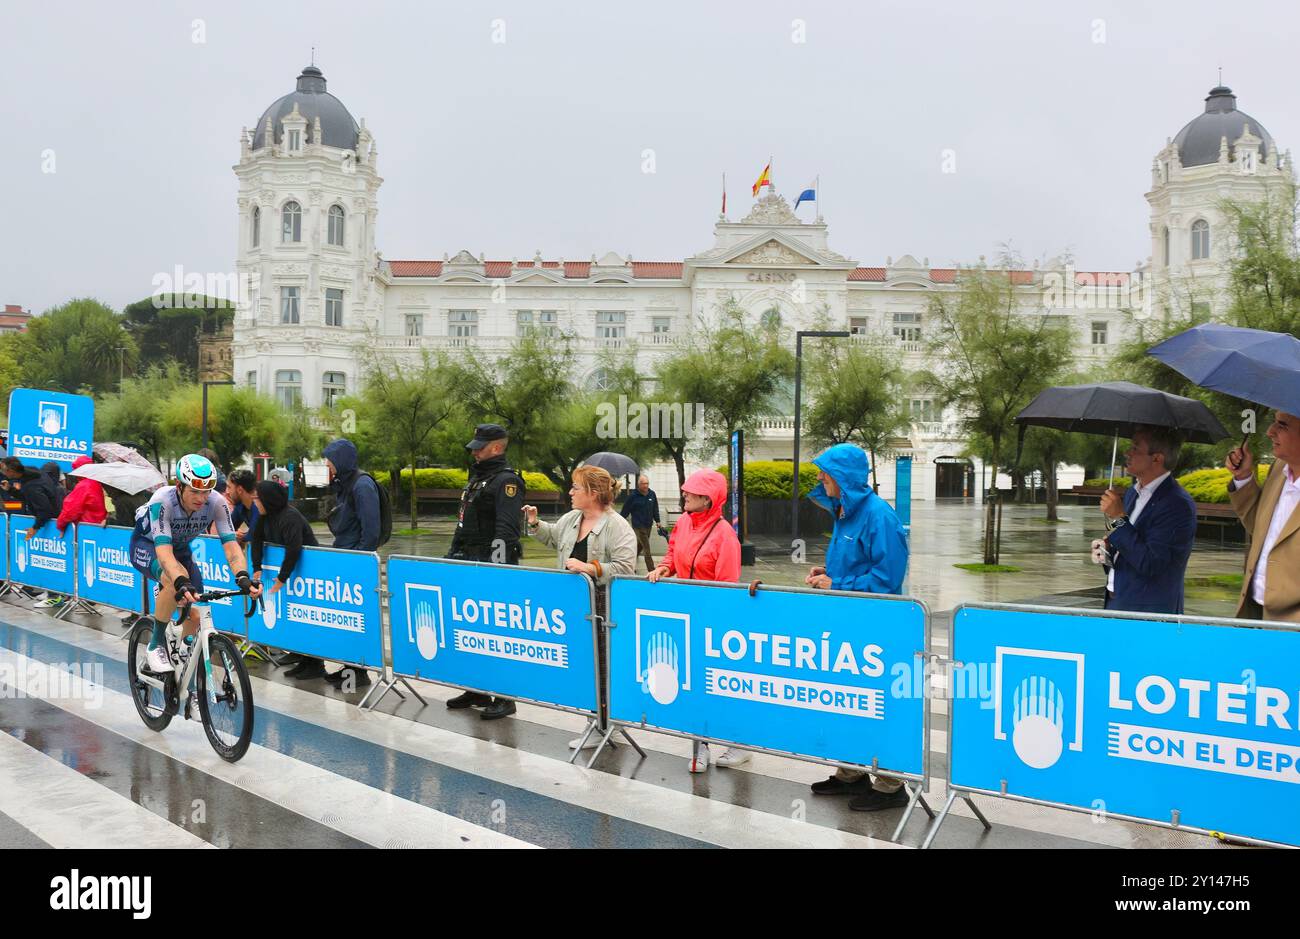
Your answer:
(133, 486), (237, 552)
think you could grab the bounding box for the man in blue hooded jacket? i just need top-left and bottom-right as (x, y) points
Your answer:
(804, 443), (911, 812)
(286, 438), (379, 685)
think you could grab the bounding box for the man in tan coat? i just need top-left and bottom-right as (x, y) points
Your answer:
(1226, 411), (1300, 621)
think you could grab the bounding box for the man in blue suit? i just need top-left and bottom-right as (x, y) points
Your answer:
(1096, 425), (1197, 614)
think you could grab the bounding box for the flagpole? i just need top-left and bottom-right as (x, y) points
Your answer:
(816, 174), (821, 220)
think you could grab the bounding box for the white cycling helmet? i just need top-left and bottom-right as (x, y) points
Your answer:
(176, 453), (218, 491)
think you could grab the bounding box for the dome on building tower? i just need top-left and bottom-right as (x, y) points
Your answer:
(1171, 85), (1273, 167)
(252, 65), (360, 151)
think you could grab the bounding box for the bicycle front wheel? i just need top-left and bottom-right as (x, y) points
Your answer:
(196, 633), (254, 762)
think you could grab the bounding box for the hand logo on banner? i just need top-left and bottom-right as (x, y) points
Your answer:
(39, 403), (65, 435)
(1011, 676), (1066, 769)
(15, 531), (28, 573)
(642, 631), (682, 705)
(83, 540), (97, 587)
(414, 600), (439, 661)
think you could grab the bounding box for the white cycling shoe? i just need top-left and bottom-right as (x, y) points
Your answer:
(144, 645), (173, 674)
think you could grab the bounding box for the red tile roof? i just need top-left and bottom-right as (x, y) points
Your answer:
(1008, 270), (1035, 285)
(849, 267), (886, 281)
(928, 268), (957, 283)
(564, 261), (591, 278)
(483, 261), (512, 278)
(388, 260), (443, 277)
(630, 262), (683, 279)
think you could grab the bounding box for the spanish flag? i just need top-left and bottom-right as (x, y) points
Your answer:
(751, 162), (771, 196)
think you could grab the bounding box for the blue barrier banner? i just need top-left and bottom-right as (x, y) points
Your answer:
(6, 388), (94, 471)
(248, 545), (382, 669)
(894, 456), (912, 529)
(149, 535), (249, 636)
(0, 512), (7, 582)
(950, 604), (1300, 847)
(9, 515), (75, 594)
(76, 524), (143, 613)
(387, 556), (598, 715)
(608, 578), (927, 775)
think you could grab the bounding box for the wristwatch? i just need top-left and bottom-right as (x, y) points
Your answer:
(1107, 514), (1130, 531)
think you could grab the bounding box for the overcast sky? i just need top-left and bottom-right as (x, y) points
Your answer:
(2, 0), (1296, 315)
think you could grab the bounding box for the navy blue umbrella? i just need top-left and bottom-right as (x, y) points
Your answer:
(1146, 323), (1300, 417)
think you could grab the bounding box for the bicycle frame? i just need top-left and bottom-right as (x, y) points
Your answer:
(135, 589), (259, 716)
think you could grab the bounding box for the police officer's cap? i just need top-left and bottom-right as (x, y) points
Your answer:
(466, 423), (509, 451)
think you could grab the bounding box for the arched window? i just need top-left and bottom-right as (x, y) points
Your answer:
(282, 201), (301, 243)
(1191, 219), (1210, 260)
(328, 205), (345, 247)
(251, 206), (260, 249)
(588, 367), (613, 392)
(275, 370), (302, 409)
(1162, 226), (1169, 265)
(760, 306), (782, 331)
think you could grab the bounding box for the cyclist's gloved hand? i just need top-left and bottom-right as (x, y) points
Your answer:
(235, 571), (253, 595)
(174, 575), (198, 606)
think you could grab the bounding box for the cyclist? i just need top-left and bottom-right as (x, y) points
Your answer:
(129, 453), (261, 674)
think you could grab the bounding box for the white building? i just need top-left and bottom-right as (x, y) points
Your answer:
(233, 68), (1292, 500)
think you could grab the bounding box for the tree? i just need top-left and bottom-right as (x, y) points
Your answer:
(158, 384), (280, 470)
(1219, 185), (1300, 335)
(925, 263), (1075, 562)
(656, 297), (795, 490)
(96, 362), (189, 467)
(13, 298), (137, 394)
(121, 294), (235, 374)
(361, 351), (458, 528)
(804, 331), (911, 489)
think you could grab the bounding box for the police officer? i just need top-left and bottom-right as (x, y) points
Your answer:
(446, 423), (525, 719)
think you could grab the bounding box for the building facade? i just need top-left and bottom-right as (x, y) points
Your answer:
(233, 68), (1292, 499)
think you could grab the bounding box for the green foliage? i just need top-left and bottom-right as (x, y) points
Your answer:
(371, 467), (559, 492)
(803, 322), (911, 486)
(95, 362), (188, 465)
(713, 460), (819, 499)
(657, 297), (795, 456)
(13, 298), (137, 395)
(1081, 463), (1268, 503)
(121, 294), (233, 374)
(954, 563), (1023, 573)
(157, 384), (279, 470)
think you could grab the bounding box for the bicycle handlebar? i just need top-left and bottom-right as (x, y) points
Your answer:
(177, 587), (263, 618)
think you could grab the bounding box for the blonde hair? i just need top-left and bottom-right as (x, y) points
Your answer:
(572, 465), (622, 508)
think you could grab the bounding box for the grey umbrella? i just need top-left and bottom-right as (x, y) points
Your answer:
(581, 452), (639, 477)
(1015, 381), (1229, 489)
(69, 461), (166, 495)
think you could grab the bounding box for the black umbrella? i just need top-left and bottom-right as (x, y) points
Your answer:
(1015, 381), (1229, 488)
(581, 451), (639, 477)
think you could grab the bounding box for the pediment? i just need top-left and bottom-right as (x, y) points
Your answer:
(727, 238), (820, 267)
(513, 272), (561, 285)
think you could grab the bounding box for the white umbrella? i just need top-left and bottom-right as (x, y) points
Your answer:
(69, 461), (166, 495)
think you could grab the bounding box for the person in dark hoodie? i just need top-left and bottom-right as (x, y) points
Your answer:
(1, 458), (68, 605)
(296, 438), (379, 686)
(250, 479), (318, 600)
(803, 443), (911, 812)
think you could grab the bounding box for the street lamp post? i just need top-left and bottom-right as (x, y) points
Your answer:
(791, 330), (850, 545)
(201, 380), (236, 452)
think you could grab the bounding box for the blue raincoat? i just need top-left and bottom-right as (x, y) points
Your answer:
(808, 444), (909, 595)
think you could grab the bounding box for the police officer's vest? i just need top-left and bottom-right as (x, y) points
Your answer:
(457, 465), (515, 548)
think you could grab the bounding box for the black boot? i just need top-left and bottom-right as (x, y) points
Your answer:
(446, 690), (492, 709)
(288, 657), (326, 680)
(325, 666), (372, 688)
(480, 698), (517, 720)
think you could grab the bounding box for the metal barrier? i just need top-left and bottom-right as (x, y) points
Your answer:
(606, 575), (933, 843)
(927, 601), (1300, 849)
(382, 556), (602, 747)
(248, 543), (384, 683)
(2, 514), (79, 619)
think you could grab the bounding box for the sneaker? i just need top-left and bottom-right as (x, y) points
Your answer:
(28, 592), (50, 606)
(480, 698), (516, 720)
(688, 742), (711, 773)
(34, 598), (63, 608)
(446, 690), (492, 709)
(715, 747), (751, 767)
(144, 645), (173, 674)
(117, 610), (137, 622)
(810, 774), (872, 796)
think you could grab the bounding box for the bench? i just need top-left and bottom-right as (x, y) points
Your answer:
(408, 487), (564, 516)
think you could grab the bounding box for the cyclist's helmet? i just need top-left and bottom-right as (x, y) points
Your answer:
(176, 453), (218, 491)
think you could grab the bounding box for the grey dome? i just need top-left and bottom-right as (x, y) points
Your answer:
(252, 65), (359, 151)
(1172, 85), (1273, 167)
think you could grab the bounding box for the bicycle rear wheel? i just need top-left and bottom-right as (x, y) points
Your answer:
(126, 622), (173, 732)
(197, 633), (254, 762)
